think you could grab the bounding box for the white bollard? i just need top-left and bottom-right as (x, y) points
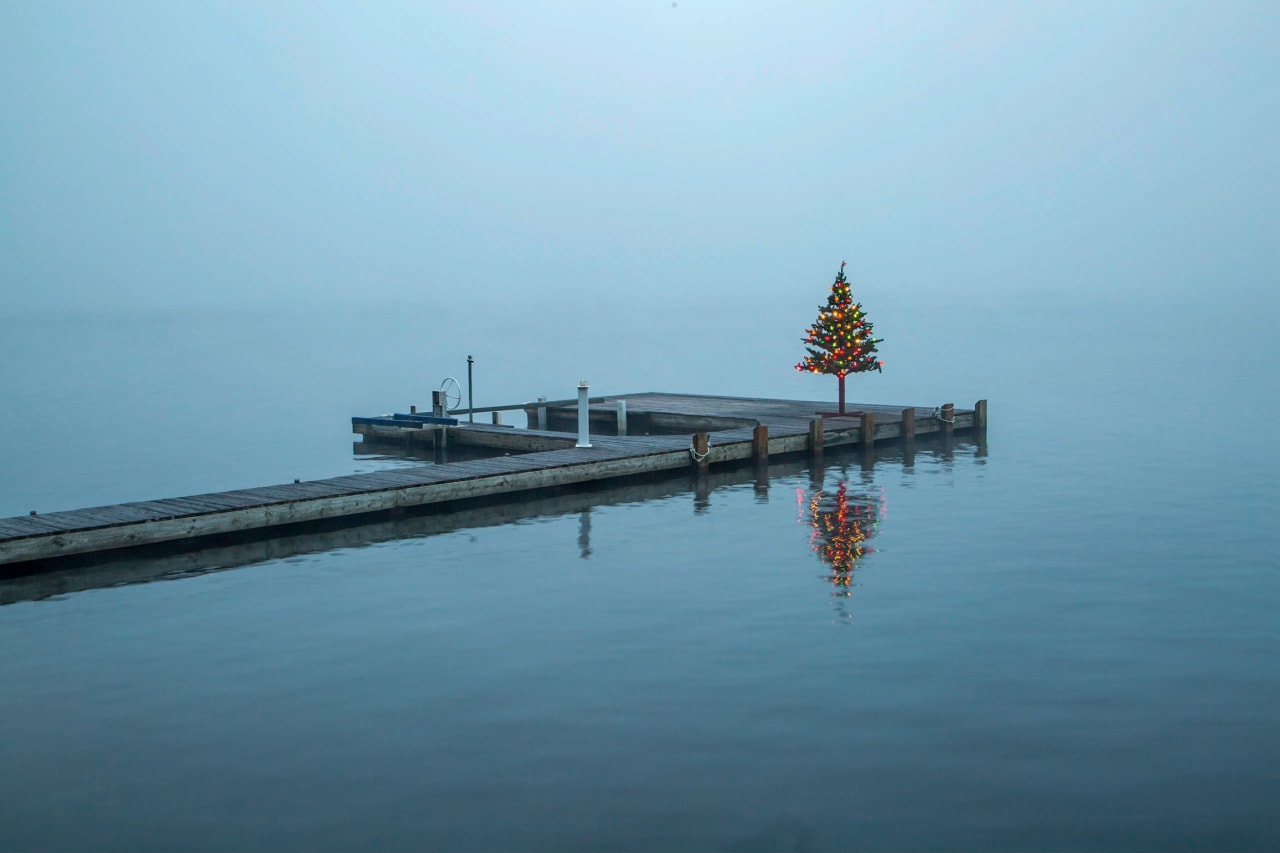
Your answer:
(576, 381), (592, 448)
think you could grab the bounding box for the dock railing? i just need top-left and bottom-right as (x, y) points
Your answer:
(449, 396), (608, 417)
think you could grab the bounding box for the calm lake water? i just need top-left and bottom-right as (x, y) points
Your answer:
(1, 294), (1276, 851)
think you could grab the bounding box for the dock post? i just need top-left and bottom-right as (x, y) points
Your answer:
(432, 391), (445, 418)
(860, 411), (876, 468)
(809, 417), (824, 457)
(492, 411), (501, 426)
(576, 381), (592, 448)
(974, 399), (988, 432)
(941, 403), (955, 438)
(410, 405), (417, 414)
(537, 396), (547, 431)
(753, 424), (770, 498)
(692, 432), (710, 471)
(901, 407), (916, 469)
(752, 424), (769, 465)
(616, 400), (628, 436)
(901, 408), (915, 441)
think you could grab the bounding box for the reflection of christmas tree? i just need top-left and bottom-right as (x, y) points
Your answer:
(798, 482), (885, 596)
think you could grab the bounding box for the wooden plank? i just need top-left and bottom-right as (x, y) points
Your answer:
(154, 497), (242, 514)
(156, 495), (248, 512)
(0, 507), (148, 532)
(0, 517), (62, 538)
(231, 486), (312, 503)
(51, 508), (141, 529)
(128, 500), (213, 519)
(76, 504), (167, 524)
(170, 492), (265, 510)
(413, 461), (499, 479)
(331, 473), (419, 490)
(9, 514), (99, 533)
(269, 482), (356, 499)
(0, 518), (48, 537)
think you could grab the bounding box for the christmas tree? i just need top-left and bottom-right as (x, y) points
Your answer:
(795, 261), (883, 415)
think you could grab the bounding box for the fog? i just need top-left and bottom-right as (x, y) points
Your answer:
(1, 1), (1276, 317)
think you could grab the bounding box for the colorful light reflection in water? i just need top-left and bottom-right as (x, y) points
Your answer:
(797, 482), (886, 600)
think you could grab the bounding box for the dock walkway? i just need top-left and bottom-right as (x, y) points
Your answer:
(0, 393), (981, 570)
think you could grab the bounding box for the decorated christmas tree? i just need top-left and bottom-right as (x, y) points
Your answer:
(795, 261), (883, 415)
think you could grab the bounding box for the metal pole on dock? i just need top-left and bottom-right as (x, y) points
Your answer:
(576, 381), (592, 448)
(466, 355), (474, 423)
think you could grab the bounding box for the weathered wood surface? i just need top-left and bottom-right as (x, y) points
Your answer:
(2, 393), (979, 568)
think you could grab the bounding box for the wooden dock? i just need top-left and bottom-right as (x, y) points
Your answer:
(0, 393), (984, 573)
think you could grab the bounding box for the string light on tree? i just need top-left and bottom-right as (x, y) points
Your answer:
(795, 261), (884, 415)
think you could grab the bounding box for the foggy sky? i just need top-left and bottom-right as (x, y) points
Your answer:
(1, 1), (1275, 314)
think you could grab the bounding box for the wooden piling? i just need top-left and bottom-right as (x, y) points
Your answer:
(809, 417), (824, 456)
(752, 424), (769, 464)
(860, 412), (875, 447)
(491, 411), (501, 426)
(974, 399), (988, 431)
(616, 400), (628, 437)
(692, 432), (710, 471)
(941, 403), (954, 438)
(901, 407), (915, 440)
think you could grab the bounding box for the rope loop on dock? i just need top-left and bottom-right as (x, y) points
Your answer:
(931, 406), (955, 424)
(689, 444), (710, 463)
